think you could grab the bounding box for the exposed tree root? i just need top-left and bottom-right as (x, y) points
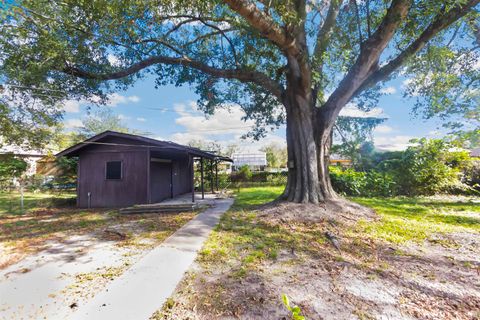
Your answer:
(256, 198), (377, 225)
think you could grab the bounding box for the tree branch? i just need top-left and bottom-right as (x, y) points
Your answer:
(195, 19), (240, 67)
(312, 0), (341, 98)
(319, 0), (412, 124)
(472, 20), (480, 46)
(313, 0), (341, 60)
(135, 38), (184, 56)
(353, 0), (364, 47)
(164, 18), (201, 37)
(355, 0), (480, 96)
(62, 56), (283, 99)
(366, 0), (372, 37)
(222, 0), (300, 55)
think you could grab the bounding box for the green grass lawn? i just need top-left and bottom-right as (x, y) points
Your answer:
(230, 187), (480, 243)
(232, 187), (480, 243)
(352, 196), (480, 243)
(0, 191), (76, 216)
(231, 186), (284, 210)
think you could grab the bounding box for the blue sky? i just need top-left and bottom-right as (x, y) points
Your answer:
(61, 74), (446, 153)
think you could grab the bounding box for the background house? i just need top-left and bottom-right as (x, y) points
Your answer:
(0, 145), (46, 176)
(231, 153), (267, 172)
(330, 153), (353, 167)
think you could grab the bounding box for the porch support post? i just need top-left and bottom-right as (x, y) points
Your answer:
(215, 160), (219, 191)
(200, 157), (205, 199)
(146, 147), (151, 204)
(190, 155), (195, 203)
(210, 159), (214, 194)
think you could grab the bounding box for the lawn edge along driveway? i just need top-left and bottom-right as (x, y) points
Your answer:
(71, 198), (234, 320)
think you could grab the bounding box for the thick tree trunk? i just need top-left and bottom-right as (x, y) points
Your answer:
(281, 84), (337, 203)
(316, 114), (337, 199)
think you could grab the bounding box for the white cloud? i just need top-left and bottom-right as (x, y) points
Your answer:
(118, 114), (130, 120)
(380, 86), (397, 95)
(166, 101), (286, 153)
(230, 132), (286, 154)
(374, 125), (393, 134)
(136, 117), (146, 122)
(169, 132), (205, 145)
(402, 78), (413, 87)
(174, 102), (256, 135)
(107, 54), (121, 66)
(60, 93), (140, 113)
(64, 118), (83, 129)
(375, 135), (414, 151)
(402, 77), (423, 97)
(62, 100), (81, 113)
(339, 103), (386, 118)
(474, 59), (480, 70)
(106, 93), (140, 107)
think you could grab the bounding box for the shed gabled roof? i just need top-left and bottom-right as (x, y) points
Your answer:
(56, 130), (232, 161)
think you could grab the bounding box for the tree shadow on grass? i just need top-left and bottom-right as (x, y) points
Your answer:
(353, 197), (480, 231)
(168, 205), (480, 320)
(0, 207), (196, 270)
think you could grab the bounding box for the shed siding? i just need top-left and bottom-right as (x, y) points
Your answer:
(78, 151), (148, 207)
(172, 157), (191, 196)
(150, 161), (172, 203)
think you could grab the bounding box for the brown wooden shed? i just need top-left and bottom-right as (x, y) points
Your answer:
(56, 131), (231, 208)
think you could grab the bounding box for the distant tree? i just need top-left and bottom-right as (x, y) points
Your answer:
(261, 143), (288, 169)
(237, 164), (253, 181)
(187, 139), (222, 153)
(79, 108), (132, 139)
(448, 126), (480, 149)
(52, 130), (84, 151)
(223, 143), (240, 158)
(1, 0), (479, 204)
(333, 116), (385, 169)
(0, 153), (28, 183)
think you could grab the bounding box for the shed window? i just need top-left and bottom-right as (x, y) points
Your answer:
(106, 161), (122, 180)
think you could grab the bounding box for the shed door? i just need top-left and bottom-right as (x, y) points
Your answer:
(150, 162), (172, 203)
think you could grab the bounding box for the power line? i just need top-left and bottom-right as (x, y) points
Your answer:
(175, 126), (255, 133)
(1, 84), (68, 94)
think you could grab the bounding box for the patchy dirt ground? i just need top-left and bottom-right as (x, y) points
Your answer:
(0, 209), (196, 319)
(154, 194), (480, 320)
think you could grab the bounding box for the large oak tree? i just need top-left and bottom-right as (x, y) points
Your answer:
(1, 0), (479, 203)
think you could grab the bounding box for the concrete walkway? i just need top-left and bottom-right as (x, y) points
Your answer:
(71, 198), (233, 320)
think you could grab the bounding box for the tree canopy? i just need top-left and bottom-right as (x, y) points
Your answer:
(1, 1), (478, 141)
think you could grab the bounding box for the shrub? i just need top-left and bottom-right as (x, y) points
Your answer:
(265, 172), (287, 185)
(329, 139), (474, 197)
(363, 170), (397, 197)
(381, 139), (469, 195)
(329, 166), (366, 196)
(237, 165), (252, 180)
(230, 170), (287, 187)
(463, 160), (480, 191)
